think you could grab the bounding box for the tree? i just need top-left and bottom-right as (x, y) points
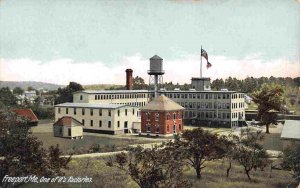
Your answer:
(132, 76), (148, 90)
(27, 86), (35, 91)
(172, 128), (226, 179)
(282, 145), (300, 185)
(107, 146), (190, 188)
(0, 87), (17, 108)
(0, 109), (71, 187)
(230, 128), (269, 181)
(13, 87), (24, 95)
(56, 82), (83, 104)
(252, 83), (284, 133)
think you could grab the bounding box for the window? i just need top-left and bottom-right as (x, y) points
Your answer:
(108, 110), (111, 116)
(125, 109), (127, 116)
(167, 124), (169, 132)
(133, 109), (135, 115)
(108, 121), (111, 128)
(95, 95), (97, 100)
(99, 109), (102, 116)
(80, 95), (83, 100)
(179, 124), (181, 131)
(146, 112), (150, 121)
(82, 108), (85, 115)
(124, 121), (128, 128)
(90, 120), (93, 127)
(58, 108), (61, 114)
(82, 119), (85, 126)
(90, 109), (93, 116)
(173, 113), (176, 120)
(118, 110), (120, 116)
(74, 108), (76, 115)
(117, 121), (120, 128)
(66, 108), (68, 114)
(68, 128), (71, 136)
(99, 120), (102, 127)
(156, 127), (159, 133)
(155, 113), (159, 121)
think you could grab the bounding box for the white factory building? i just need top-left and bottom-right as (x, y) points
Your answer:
(54, 55), (246, 134)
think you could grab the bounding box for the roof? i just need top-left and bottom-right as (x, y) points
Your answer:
(55, 102), (131, 109)
(150, 55), (163, 60)
(74, 90), (150, 94)
(12, 108), (38, 122)
(53, 116), (82, 127)
(75, 89), (238, 94)
(280, 120), (300, 140)
(140, 95), (184, 111)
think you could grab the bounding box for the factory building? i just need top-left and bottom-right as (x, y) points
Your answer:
(54, 54), (246, 133)
(54, 103), (141, 134)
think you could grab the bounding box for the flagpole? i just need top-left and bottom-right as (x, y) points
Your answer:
(200, 45), (202, 78)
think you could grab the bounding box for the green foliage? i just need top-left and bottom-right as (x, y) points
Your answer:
(132, 76), (148, 90)
(171, 128), (227, 179)
(0, 110), (71, 187)
(12, 87), (24, 95)
(211, 76), (300, 93)
(107, 145), (191, 188)
(0, 87), (17, 107)
(229, 128), (270, 181)
(252, 83), (284, 133)
(282, 145), (300, 184)
(56, 82), (83, 104)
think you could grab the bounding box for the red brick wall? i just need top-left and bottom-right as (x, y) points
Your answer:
(141, 110), (184, 135)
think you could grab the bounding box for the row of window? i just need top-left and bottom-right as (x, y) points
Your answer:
(145, 112), (182, 121)
(81, 93), (245, 101)
(81, 119), (128, 129)
(145, 123), (182, 133)
(111, 102), (146, 107)
(232, 102), (245, 109)
(163, 93), (244, 100)
(93, 93), (150, 100)
(58, 107), (140, 117)
(183, 111), (244, 119)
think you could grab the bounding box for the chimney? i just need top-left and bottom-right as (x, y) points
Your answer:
(125, 69), (133, 90)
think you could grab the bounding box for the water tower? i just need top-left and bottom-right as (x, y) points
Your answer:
(148, 55), (165, 98)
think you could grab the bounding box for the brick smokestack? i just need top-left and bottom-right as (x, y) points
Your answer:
(125, 69), (133, 90)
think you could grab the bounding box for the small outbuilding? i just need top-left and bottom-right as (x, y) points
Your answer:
(280, 120), (300, 150)
(53, 116), (83, 139)
(140, 95), (185, 137)
(12, 108), (39, 126)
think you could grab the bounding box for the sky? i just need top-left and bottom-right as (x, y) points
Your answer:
(0, 0), (299, 85)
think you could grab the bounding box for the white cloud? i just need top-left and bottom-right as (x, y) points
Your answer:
(0, 54), (299, 85)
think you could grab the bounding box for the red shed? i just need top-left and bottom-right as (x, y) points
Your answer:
(140, 95), (184, 137)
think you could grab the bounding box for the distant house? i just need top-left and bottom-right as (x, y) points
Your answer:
(280, 120), (300, 150)
(140, 95), (185, 137)
(53, 116), (83, 139)
(12, 108), (39, 126)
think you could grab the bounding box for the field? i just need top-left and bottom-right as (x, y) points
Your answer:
(31, 120), (163, 154)
(23, 157), (296, 188)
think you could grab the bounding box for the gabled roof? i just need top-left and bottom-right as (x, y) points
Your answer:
(281, 120), (300, 140)
(53, 116), (82, 127)
(140, 95), (184, 111)
(12, 108), (38, 122)
(150, 55), (163, 60)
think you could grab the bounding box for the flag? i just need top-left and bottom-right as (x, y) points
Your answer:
(201, 49), (208, 61)
(206, 62), (212, 69)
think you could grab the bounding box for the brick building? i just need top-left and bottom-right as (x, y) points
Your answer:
(140, 95), (184, 137)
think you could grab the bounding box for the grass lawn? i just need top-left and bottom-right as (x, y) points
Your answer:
(33, 132), (160, 154)
(24, 157), (295, 188)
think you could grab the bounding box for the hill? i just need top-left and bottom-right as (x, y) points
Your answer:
(0, 81), (64, 90)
